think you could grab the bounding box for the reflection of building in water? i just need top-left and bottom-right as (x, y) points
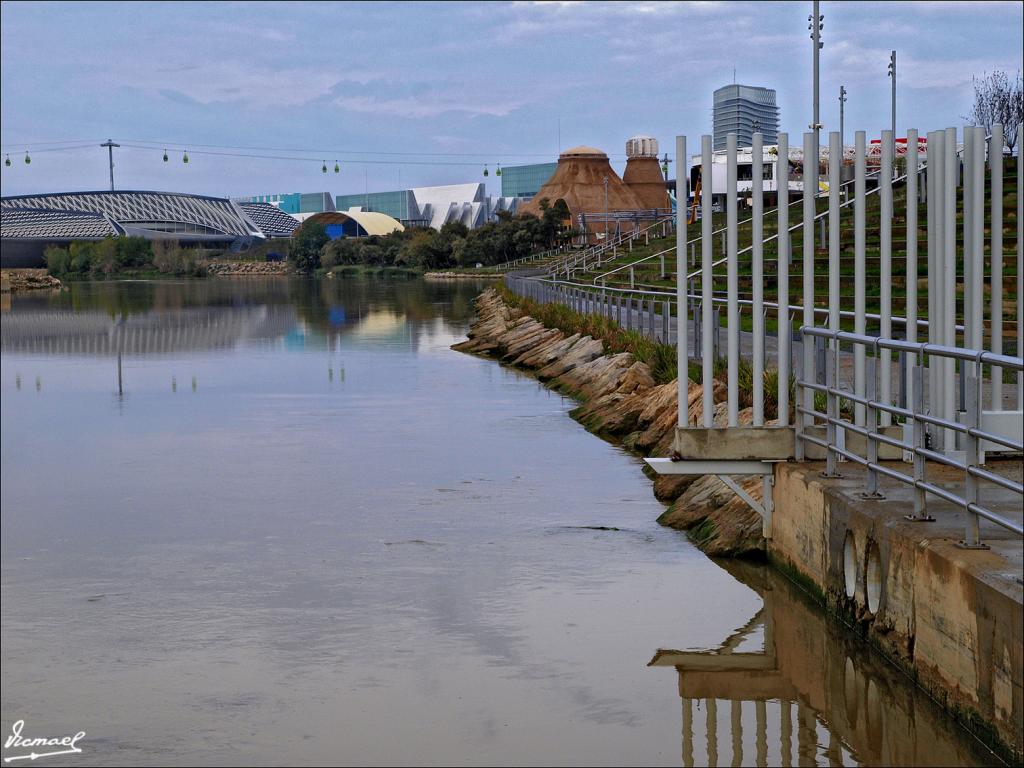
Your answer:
(649, 562), (988, 767)
(0, 307), (298, 356)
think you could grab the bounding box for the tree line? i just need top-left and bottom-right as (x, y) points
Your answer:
(292, 198), (575, 273)
(43, 237), (205, 278)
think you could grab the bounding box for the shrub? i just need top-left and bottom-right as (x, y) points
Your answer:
(292, 223), (329, 273)
(152, 239), (196, 275)
(44, 245), (70, 276)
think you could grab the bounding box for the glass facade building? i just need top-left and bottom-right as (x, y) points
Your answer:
(500, 162), (558, 199)
(234, 192), (334, 214)
(713, 84), (779, 151)
(335, 190), (416, 222)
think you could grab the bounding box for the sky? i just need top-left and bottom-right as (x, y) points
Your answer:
(1, 0), (1021, 199)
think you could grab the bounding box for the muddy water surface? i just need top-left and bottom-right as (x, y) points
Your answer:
(0, 278), (997, 766)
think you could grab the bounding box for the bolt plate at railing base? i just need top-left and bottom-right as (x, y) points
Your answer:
(859, 492), (886, 500)
(820, 471), (843, 479)
(903, 514), (936, 522)
(955, 541), (991, 550)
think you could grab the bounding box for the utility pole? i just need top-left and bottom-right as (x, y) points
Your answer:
(887, 51), (897, 146)
(839, 85), (847, 150)
(100, 139), (119, 191)
(809, 2), (823, 194)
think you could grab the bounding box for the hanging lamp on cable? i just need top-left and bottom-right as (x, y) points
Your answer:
(182, 150), (189, 164)
(483, 164), (488, 177)
(24, 151), (31, 165)
(163, 149), (169, 162)
(495, 163), (502, 177)
(4, 154), (10, 167)
(322, 160), (328, 174)
(334, 161), (340, 174)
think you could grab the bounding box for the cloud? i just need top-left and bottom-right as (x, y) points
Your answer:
(109, 61), (343, 108)
(334, 94), (528, 119)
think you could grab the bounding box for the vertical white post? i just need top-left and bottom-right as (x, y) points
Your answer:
(990, 124), (1003, 408)
(906, 129), (919, 403)
(880, 130), (893, 425)
(802, 132), (816, 426)
(702, 135), (715, 427)
(964, 126), (975, 353)
(828, 131), (841, 338)
(777, 133), (791, 426)
(943, 127), (958, 447)
(926, 131), (938, 421)
(677, 135), (688, 425)
(753, 132), (765, 426)
(854, 131), (867, 426)
(727, 132), (739, 426)
(1018, 122), (1023, 410)
(971, 127), (985, 363)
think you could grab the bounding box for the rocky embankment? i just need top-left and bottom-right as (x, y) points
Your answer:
(423, 271), (502, 280)
(0, 269), (62, 293)
(203, 261), (291, 277)
(452, 288), (765, 557)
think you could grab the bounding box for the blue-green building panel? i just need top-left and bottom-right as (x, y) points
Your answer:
(500, 162), (557, 198)
(335, 190), (414, 221)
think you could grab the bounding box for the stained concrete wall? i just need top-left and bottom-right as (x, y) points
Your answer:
(768, 462), (1023, 763)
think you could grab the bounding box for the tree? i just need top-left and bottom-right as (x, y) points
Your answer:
(964, 70), (1023, 153)
(43, 245), (70, 276)
(292, 223), (329, 273)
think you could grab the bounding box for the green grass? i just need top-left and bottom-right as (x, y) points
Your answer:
(497, 284), (786, 419)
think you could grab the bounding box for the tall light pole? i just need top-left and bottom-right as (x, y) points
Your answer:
(808, 2), (823, 193)
(887, 51), (897, 146)
(603, 175), (609, 242)
(839, 85), (847, 150)
(100, 139), (119, 191)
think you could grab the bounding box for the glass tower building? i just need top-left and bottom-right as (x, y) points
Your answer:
(712, 84), (779, 151)
(500, 162), (558, 199)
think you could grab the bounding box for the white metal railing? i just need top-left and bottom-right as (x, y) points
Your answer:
(795, 326), (1023, 547)
(684, 124), (1022, 433)
(544, 213), (675, 278)
(592, 246), (675, 286)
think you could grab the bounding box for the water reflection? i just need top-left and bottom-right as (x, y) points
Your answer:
(1, 278), (995, 766)
(650, 560), (994, 767)
(1, 277), (487, 358)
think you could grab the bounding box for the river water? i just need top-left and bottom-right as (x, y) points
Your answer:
(0, 278), (997, 766)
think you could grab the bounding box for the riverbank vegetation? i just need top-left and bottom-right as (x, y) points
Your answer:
(44, 237), (207, 278)
(495, 283), (784, 419)
(295, 199), (575, 273)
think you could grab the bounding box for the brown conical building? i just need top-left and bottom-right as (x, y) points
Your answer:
(622, 135), (670, 210)
(518, 146), (645, 220)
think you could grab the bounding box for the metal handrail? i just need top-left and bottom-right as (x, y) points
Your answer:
(544, 214), (675, 276)
(520, 274), (964, 333)
(567, 161), (926, 287)
(591, 246), (675, 284)
(795, 324), (1023, 546)
(686, 161), (927, 281)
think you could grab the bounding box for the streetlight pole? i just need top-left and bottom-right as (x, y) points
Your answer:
(839, 85), (847, 150)
(100, 139), (119, 191)
(888, 50), (897, 145)
(808, 2), (823, 194)
(603, 175), (609, 243)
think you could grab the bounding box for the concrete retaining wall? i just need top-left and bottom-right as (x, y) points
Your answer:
(769, 462), (1023, 763)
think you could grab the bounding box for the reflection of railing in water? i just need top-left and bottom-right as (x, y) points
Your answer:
(0, 306), (298, 356)
(649, 562), (991, 767)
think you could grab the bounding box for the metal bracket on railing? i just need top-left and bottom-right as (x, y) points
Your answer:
(645, 458), (779, 539)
